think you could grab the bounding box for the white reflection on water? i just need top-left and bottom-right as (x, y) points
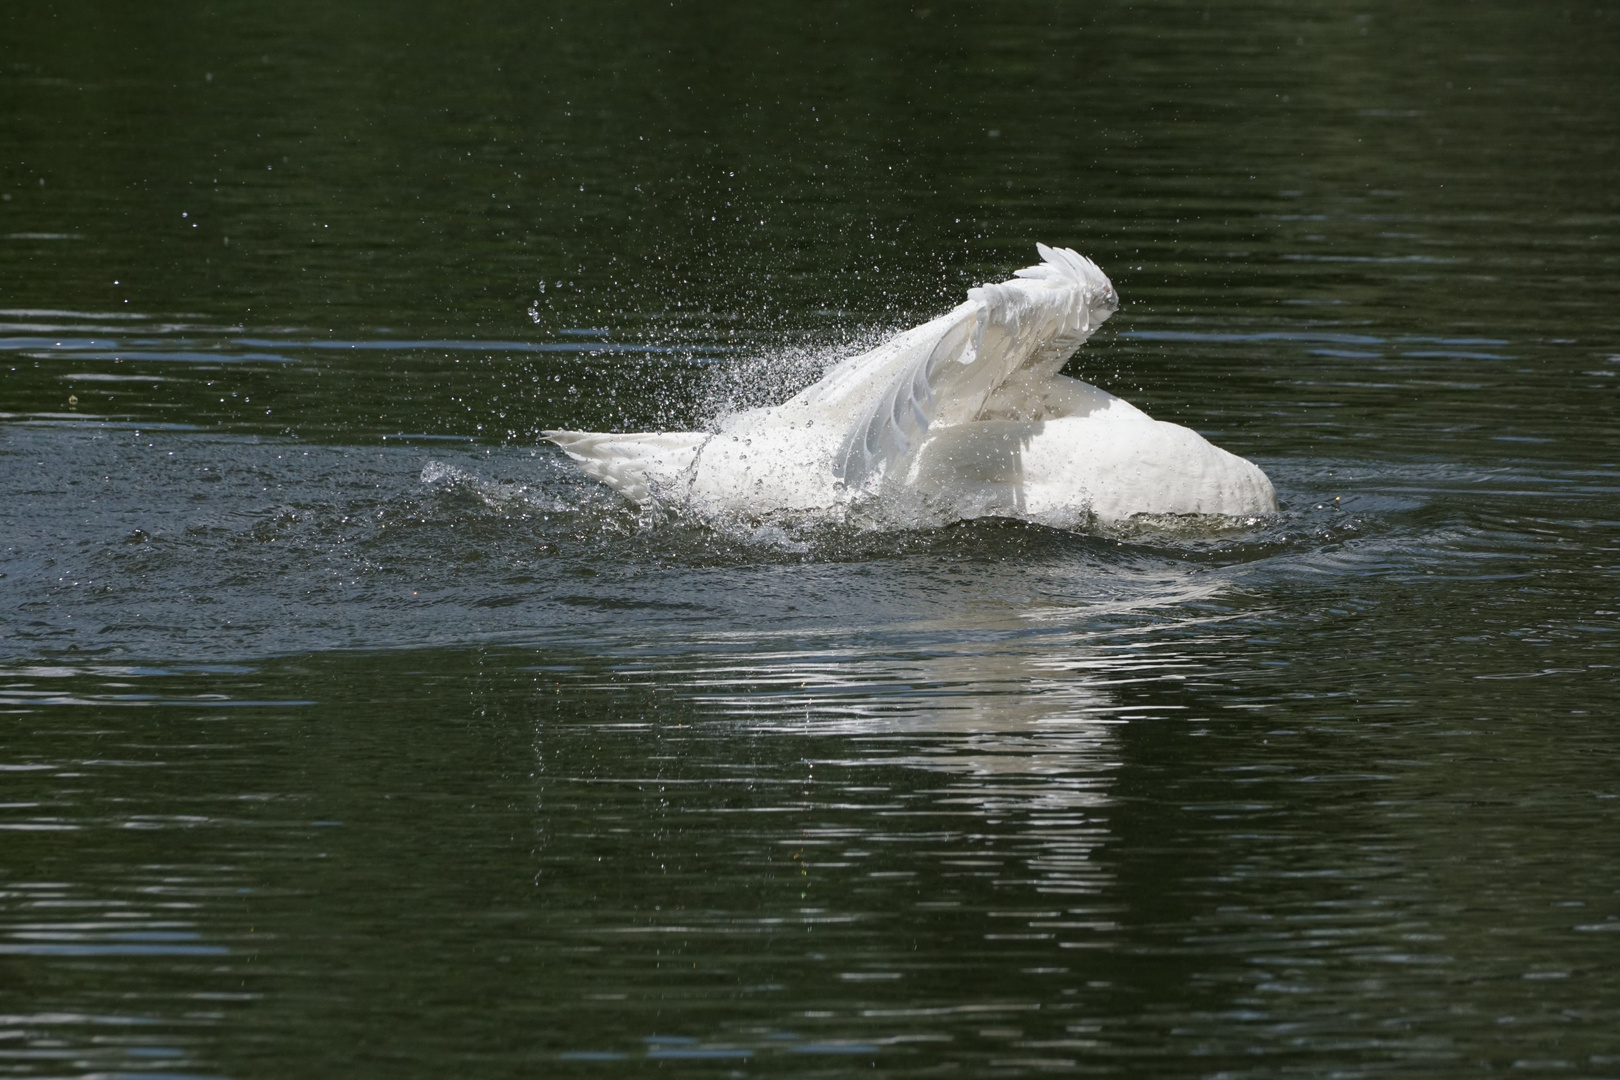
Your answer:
(0, 878), (228, 1076)
(526, 614), (1231, 1063)
(615, 605), (1225, 905)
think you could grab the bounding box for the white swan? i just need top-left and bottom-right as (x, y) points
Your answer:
(544, 245), (1275, 529)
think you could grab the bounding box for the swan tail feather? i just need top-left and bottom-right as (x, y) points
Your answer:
(543, 430), (709, 506)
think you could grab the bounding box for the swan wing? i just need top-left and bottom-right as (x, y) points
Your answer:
(804, 244), (1118, 491)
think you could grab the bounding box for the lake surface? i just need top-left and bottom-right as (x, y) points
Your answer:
(3, 2), (1619, 1077)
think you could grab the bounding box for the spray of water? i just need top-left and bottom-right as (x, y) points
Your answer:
(692, 325), (897, 430)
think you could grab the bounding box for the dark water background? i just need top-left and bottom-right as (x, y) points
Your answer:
(3, 2), (1619, 1077)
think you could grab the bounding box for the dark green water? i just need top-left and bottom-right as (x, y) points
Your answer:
(3, 2), (1619, 1077)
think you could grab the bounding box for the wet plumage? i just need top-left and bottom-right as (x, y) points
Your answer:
(546, 245), (1275, 528)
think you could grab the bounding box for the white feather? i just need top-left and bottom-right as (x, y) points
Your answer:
(543, 245), (1275, 527)
(542, 429), (708, 505)
(786, 244), (1120, 490)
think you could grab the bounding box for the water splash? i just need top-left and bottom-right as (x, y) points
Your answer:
(693, 326), (897, 430)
